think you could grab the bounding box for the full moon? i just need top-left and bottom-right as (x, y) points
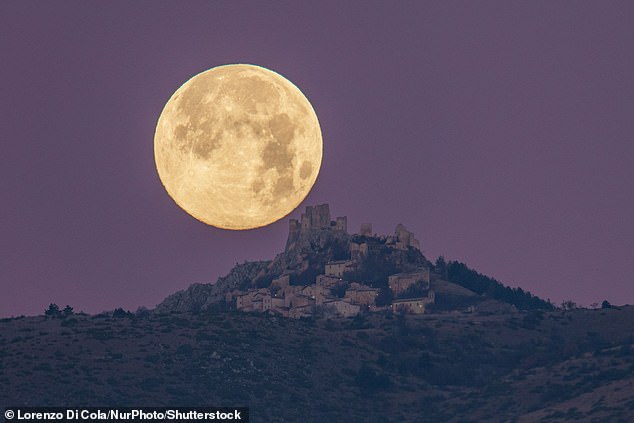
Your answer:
(154, 64), (322, 230)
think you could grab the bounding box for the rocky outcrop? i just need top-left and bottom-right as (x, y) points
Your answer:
(154, 261), (270, 313)
(271, 226), (351, 281)
(154, 283), (217, 313)
(154, 226), (352, 314)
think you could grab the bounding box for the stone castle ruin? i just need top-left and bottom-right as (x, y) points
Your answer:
(287, 204), (347, 246)
(287, 203), (420, 254)
(229, 204), (435, 319)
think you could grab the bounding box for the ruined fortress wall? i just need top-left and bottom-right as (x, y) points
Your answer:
(303, 204), (331, 229)
(286, 204), (348, 248)
(335, 216), (347, 232)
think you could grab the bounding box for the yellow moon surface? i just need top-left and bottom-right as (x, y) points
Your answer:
(154, 64), (322, 230)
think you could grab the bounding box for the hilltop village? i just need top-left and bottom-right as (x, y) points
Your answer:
(224, 204), (435, 319)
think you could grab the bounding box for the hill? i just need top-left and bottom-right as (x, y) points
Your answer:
(1, 306), (634, 422)
(3, 204), (619, 422)
(156, 204), (552, 316)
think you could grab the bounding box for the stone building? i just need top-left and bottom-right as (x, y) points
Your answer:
(325, 260), (355, 278)
(271, 297), (285, 310)
(316, 275), (341, 289)
(302, 204), (331, 230)
(392, 224), (421, 250)
(235, 293), (252, 311)
(236, 288), (270, 312)
(334, 216), (347, 232)
(261, 293), (272, 311)
(289, 304), (313, 319)
(344, 285), (380, 306)
(391, 298), (429, 314)
(288, 293), (314, 309)
(390, 291), (435, 314)
(299, 285), (330, 305)
(350, 242), (369, 262)
(323, 299), (360, 318)
(388, 268), (430, 296)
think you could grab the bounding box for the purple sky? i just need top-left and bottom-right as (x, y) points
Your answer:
(1, 1), (633, 316)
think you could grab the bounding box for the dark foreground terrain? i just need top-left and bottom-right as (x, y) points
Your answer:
(2, 307), (634, 422)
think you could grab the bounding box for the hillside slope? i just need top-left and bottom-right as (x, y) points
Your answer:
(1, 306), (633, 422)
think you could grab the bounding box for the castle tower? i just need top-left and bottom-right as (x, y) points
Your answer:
(312, 204), (331, 228)
(286, 204), (345, 251)
(335, 216), (347, 232)
(299, 203), (331, 232)
(395, 223), (420, 250)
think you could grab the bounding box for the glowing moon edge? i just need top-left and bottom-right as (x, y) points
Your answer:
(153, 64), (323, 230)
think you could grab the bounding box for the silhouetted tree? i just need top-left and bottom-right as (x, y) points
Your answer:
(331, 281), (349, 298)
(397, 281), (427, 299)
(62, 305), (74, 316)
(561, 300), (577, 311)
(289, 267), (320, 286)
(349, 249), (399, 287)
(254, 275), (273, 289)
(375, 287), (393, 306)
(270, 284), (282, 297)
(445, 261), (554, 310)
(601, 300), (612, 309)
(435, 255), (448, 279)
(112, 308), (131, 318)
(44, 303), (60, 317)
